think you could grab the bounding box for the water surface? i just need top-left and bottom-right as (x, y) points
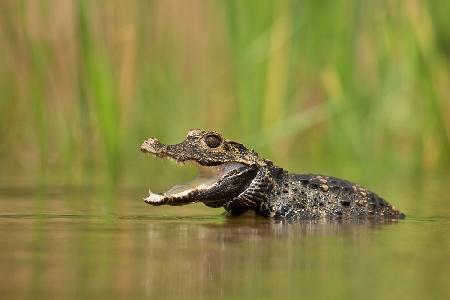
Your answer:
(0, 179), (449, 300)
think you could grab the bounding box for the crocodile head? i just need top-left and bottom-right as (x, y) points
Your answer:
(141, 129), (268, 209)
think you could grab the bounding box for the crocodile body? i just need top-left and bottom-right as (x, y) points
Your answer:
(141, 129), (404, 220)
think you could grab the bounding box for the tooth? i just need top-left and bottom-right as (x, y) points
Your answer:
(144, 193), (165, 203)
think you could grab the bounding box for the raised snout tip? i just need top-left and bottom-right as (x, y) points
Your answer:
(140, 138), (161, 153)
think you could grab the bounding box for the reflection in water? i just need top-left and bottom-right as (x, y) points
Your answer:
(139, 217), (402, 299)
(0, 191), (449, 299)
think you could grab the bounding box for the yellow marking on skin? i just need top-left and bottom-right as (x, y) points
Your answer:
(356, 199), (367, 206)
(352, 186), (358, 192)
(321, 184), (329, 192)
(319, 178), (327, 184)
(360, 191), (367, 197)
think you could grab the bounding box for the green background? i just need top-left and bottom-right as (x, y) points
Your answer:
(1, 0), (449, 189)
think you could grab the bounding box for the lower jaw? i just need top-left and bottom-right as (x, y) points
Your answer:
(145, 162), (246, 205)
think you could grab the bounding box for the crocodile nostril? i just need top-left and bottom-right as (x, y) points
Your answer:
(140, 138), (161, 153)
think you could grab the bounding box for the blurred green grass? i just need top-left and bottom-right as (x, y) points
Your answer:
(0, 0), (449, 188)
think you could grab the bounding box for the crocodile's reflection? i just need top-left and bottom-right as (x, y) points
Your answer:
(140, 217), (401, 297)
(143, 215), (400, 243)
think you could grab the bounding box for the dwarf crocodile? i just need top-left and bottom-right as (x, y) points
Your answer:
(140, 129), (404, 220)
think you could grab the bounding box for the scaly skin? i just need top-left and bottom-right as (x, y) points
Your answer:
(141, 129), (404, 220)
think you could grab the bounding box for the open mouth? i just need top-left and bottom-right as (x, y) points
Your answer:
(144, 161), (246, 205)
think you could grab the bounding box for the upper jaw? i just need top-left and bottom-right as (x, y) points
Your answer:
(141, 138), (213, 165)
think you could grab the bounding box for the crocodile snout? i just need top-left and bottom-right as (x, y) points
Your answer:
(140, 138), (164, 154)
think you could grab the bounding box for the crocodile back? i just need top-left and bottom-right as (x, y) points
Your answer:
(266, 173), (404, 219)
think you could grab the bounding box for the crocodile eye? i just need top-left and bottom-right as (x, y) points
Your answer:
(205, 134), (221, 148)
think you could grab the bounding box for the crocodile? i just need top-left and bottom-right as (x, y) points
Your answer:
(140, 129), (404, 220)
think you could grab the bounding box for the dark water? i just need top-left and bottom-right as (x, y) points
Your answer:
(0, 178), (449, 300)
